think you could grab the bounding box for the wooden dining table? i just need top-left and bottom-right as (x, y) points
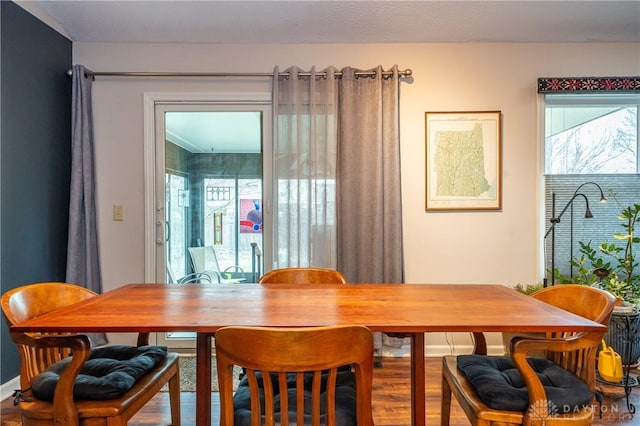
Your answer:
(10, 282), (606, 426)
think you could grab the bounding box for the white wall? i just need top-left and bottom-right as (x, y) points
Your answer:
(73, 42), (640, 352)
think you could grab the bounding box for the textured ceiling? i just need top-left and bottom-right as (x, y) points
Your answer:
(17, 1), (640, 44)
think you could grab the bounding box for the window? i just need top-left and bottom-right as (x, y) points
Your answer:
(166, 173), (189, 278)
(545, 94), (638, 174)
(202, 177), (262, 273)
(542, 90), (640, 285)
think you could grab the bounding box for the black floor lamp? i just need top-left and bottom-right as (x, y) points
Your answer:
(568, 182), (608, 278)
(543, 182), (607, 287)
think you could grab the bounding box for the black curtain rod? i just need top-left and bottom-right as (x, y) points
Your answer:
(66, 68), (413, 79)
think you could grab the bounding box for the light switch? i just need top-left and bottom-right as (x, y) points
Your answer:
(113, 204), (124, 221)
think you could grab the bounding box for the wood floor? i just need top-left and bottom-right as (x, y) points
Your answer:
(2, 357), (638, 425)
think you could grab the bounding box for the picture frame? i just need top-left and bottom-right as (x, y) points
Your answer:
(425, 111), (502, 211)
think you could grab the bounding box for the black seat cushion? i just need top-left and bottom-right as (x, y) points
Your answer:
(457, 354), (593, 413)
(233, 370), (357, 426)
(32, 345), (168, 401)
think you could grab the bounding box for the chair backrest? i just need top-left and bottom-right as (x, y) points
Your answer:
(1, 282), (97, 389)
(258, 267), (347, 284)
(215, 325), (374, 426)
(530, 284), (617, 388)
(532, 284), (615, 327)
(188, 246), (222, 274)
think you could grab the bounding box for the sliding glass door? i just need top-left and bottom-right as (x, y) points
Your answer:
(154, 103), (270, 348)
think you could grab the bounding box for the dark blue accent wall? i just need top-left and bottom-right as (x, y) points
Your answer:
(1, 1), (72, 384)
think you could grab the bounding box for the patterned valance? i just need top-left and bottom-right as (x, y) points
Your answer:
(538, 77), (640, 93)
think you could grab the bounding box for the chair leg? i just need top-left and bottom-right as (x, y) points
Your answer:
(169, 371), (181, 425)
(440, 371), (452, 426)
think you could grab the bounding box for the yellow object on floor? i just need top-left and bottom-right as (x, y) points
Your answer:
(599, 340), (623, 383)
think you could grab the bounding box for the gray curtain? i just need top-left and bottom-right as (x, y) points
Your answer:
(67, 64), (107, 346)
(272, 65), (404, 282)
(272, 66), (339, 268)
(337, 66), (404, 284)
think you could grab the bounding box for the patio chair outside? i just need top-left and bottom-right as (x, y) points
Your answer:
(188, 246), (245, 284)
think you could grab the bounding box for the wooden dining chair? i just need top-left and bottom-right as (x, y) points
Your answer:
(441, 284), (616, 426)
(258, 267), (348, 284)
(1, 282), (181, 426)
(215, 325), (374, 426)
(258, 267), (400, 367)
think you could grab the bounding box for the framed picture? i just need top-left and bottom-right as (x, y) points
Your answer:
(425, 111), (502, 211)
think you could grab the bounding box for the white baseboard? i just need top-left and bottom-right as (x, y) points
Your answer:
(1, 376), (20, 402)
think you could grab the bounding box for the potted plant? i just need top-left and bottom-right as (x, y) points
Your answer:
(555, 202), (640, 365)
(513, 282), (545, 295)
